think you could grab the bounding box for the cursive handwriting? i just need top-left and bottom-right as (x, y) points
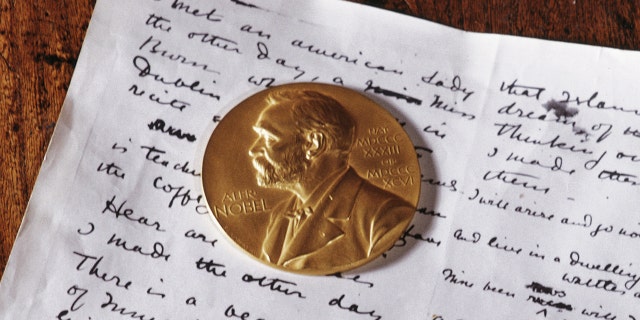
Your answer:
(97, 162), (126, 179)
(494, 122), (593, 155)
(562, 272), (626, 295)
(525, 281), (566, 297)
(101, 292), (157, 320)
(483, 281), (515, 298)
(255, 41), (306, 79)
(483, 170), (550, 194)
(624, 126), (640, 138)
(598, 169), (640, 186)
(561, 90), (640, 117)
(147, 118), (196, 142)
(394, 224), (442, 248)
(56, 285), (89, 319)
(526, 295), (573, 311)
(291, 39), (358, 64)
(499, 79), (545, 100)
(364, 80), (421, 105)
(224, 304), (265, 320)
(428, 94), (476, 120)
(416, 206), (447, 219)
(364, 60), (403, 74)
(145, 13), (171, 32)
(152, 176), (204, 210)
(73, 252), (132, 289)
(329, 294), (382, 320)
(442, 268), (474, 288)
(102, 195), (166, 232)
(106, 233), (171, 261)
(128, 83), (191, 111)
(241, 24), (271, 39)
(139, 35), (220, 74)
(454, 229), (481, 244)
(569, 251), (640, 290)
(140, 145), (201, 176)
(505, 152), (575, 175)
(196, 257), (227, 277)
(422, 71), (475, 101)
(421, 177), (458, 192)
(487, 236), (522, 255)
(132, 55), (221, 100)
(330, 273), (374, 288)
(184, 229), (217, 248)
(497, 102), (577, 128)
(170, 0), (222, 22)
(581, 307), (619, 320)
(241, 274), (306, 299)
(187, 32), (240, 54)
(561, 214), (593, 228)
(467, 188), (509, 210)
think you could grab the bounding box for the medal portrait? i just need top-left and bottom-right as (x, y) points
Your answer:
(202, 83), (420, 274)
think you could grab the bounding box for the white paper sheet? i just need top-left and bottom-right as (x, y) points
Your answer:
(2, 0), (640, 319)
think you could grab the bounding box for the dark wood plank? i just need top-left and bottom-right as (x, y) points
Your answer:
(0, 0), (96, 280)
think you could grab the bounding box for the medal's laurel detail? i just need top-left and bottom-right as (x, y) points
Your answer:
(202, 83), (420, 275)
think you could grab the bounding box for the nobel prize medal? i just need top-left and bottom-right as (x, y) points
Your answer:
(202, 83), (420, 275)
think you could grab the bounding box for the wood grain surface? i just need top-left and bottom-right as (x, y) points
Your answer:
(0, 0), (638, 280)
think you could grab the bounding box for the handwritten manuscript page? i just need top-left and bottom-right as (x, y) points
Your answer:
(1, 0), (639, 319)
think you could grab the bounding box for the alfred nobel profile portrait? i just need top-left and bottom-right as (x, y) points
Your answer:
(248, 89), (415, 272)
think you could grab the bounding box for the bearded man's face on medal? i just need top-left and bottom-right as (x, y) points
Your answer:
(203, 83), (420, 275)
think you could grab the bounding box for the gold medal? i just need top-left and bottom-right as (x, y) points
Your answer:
(202, 83), (420, 275)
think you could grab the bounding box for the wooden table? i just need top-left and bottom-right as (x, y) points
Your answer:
(1, 0), (638, 280)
